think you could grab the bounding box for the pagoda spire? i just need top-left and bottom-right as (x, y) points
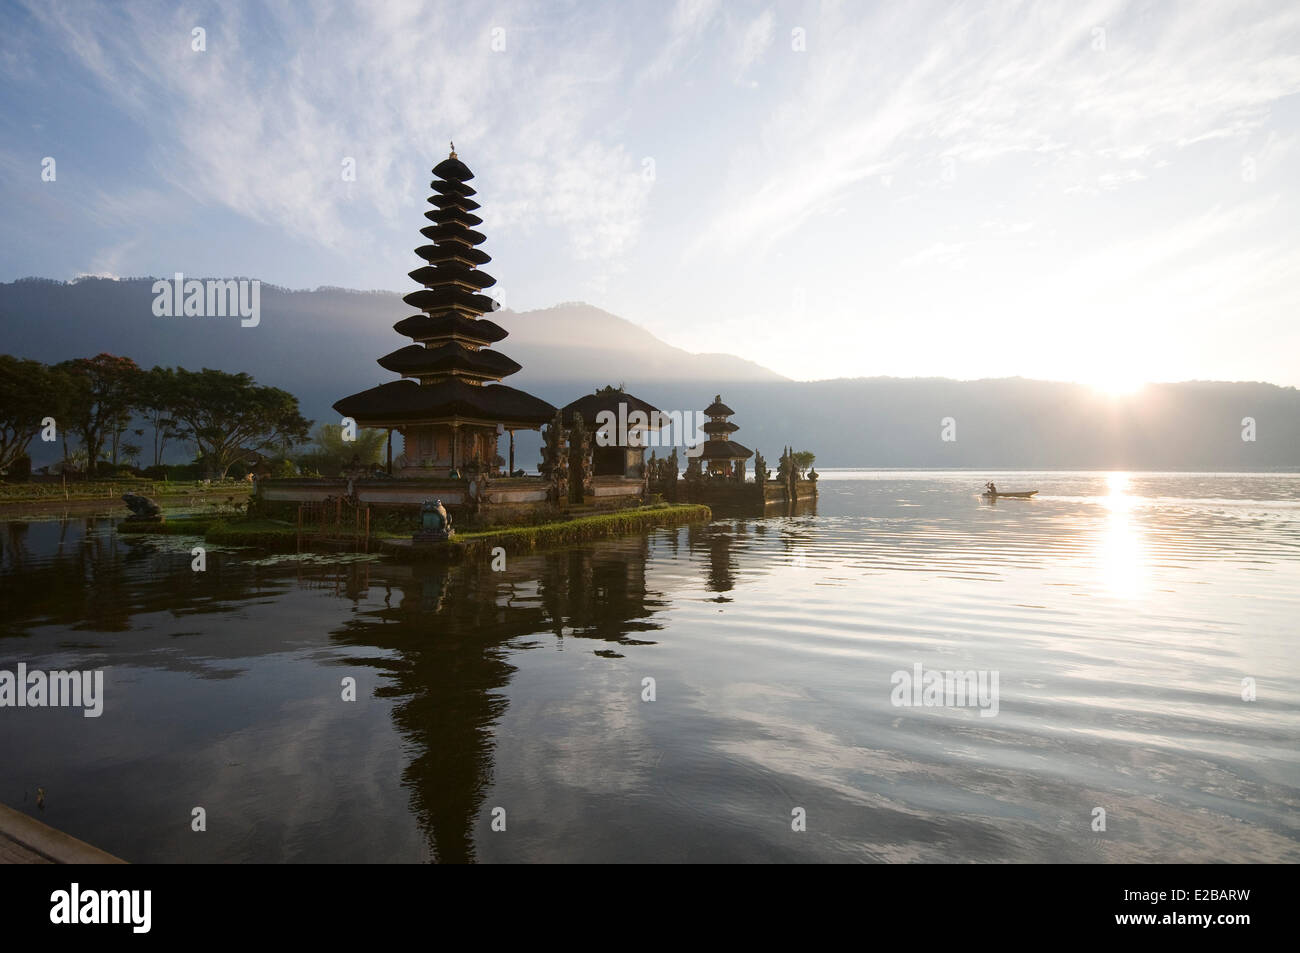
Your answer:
(703, 395), (740, 441)
(375, 149), (524, 384)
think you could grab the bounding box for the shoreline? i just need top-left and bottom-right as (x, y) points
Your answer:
(116, 503), (714, 558)
(0, 482), (253, 521)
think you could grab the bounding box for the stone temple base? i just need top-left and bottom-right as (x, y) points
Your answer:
(256, 475), (645, 515)
(412, 529), (453, 544)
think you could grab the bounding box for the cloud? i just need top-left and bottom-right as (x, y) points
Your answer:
(690, 0), (1300, 257)
(17, 0), (651, 264)
(494, 142), (654, 261)
(637, 0), (721, 85)
(900, 241), (967, 269)
(732, 9), (775, 81)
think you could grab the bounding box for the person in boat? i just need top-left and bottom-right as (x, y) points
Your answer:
(986, 482), (997, 495)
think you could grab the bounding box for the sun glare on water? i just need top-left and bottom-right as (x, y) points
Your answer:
(1098, 471), (1145, 597)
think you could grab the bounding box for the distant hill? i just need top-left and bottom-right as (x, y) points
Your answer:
(504, 301), (785, 384)
(2, 277), (1298, 471)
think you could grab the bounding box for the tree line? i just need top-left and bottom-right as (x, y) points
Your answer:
(0, 352), (316, 480)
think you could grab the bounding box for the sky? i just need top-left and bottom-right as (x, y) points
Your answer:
(2, 0), (1298, 390)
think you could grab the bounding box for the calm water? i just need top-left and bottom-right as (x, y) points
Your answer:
(1, 471), (1297, 863)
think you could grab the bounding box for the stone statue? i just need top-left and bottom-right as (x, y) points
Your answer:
(467, 470), (490, 513)
(413, 498), (453, 543)
(541, 411), (569, 505)
(122, 493), (163, 522)
(684, 455), (703, 486)
(570, 411), (593, 503)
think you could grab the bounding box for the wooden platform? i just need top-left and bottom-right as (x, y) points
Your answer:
(0, 802), (125, 864)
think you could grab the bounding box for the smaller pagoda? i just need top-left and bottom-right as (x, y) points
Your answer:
(698, 394), (753, 479)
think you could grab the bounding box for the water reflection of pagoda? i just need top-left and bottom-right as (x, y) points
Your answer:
(328, 541), (663, 862)
(334, 147), (555, 477)
(691, 522), (738, 600)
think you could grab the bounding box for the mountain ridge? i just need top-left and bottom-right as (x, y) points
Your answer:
(2, 277), (1298, 470)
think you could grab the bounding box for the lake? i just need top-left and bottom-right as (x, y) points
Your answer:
(1, 470), (1297, 862)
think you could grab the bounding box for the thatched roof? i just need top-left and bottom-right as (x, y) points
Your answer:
(393, 313), (508, 344)
(431, 180), (476, 197)
(377, 343), (520, 380)
(697, 439), (752, 460)
(560, 388), (663, 429)
(408, 264), (497, 290)
(334, 378), (555, 427)
(432, 156), (474, 182)
(429, 194), (481, 211)
(414, 244), (491, 267)
(402, 287), (497, 314)
(704, 396), (735, 417)
(418, 223), (486, 246)
(424, 208), (483, 229)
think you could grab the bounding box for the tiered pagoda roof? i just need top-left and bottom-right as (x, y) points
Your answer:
(334, 147), (555, 428)
(698, 441), (754, 460)
(698, 393), (753, 462)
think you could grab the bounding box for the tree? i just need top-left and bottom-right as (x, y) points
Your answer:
(0, 356), (65, 474)
(136, 366), (188, 468)
(294, 423), (386, 476)
(792, 450), (816, 478)
(55, 447), (89, 475)
(166, 368), (311, 479)
(57, 354), (142, 470)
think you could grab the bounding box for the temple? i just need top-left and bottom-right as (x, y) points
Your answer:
(698, 395), (753, 478)
(255, 147), (814, 530)
(334, 147), (556, 477)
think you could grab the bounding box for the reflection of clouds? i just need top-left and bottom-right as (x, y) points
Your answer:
(703, 683), (1022, 862)
(504, 669), (650, 798)
(168, 685), (423, 862)
(0, 654), (428, 863)
(708, 682), (1300, 863)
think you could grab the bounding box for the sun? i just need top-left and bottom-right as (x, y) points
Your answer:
(1088, 375), (1145, 397)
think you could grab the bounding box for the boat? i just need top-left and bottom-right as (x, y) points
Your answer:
(981, 490), (1037, 499)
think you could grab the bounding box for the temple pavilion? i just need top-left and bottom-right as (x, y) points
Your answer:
(561, 386), (664, 479)
(698, 394), (753, 478)
(334, 148), (556, 476)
